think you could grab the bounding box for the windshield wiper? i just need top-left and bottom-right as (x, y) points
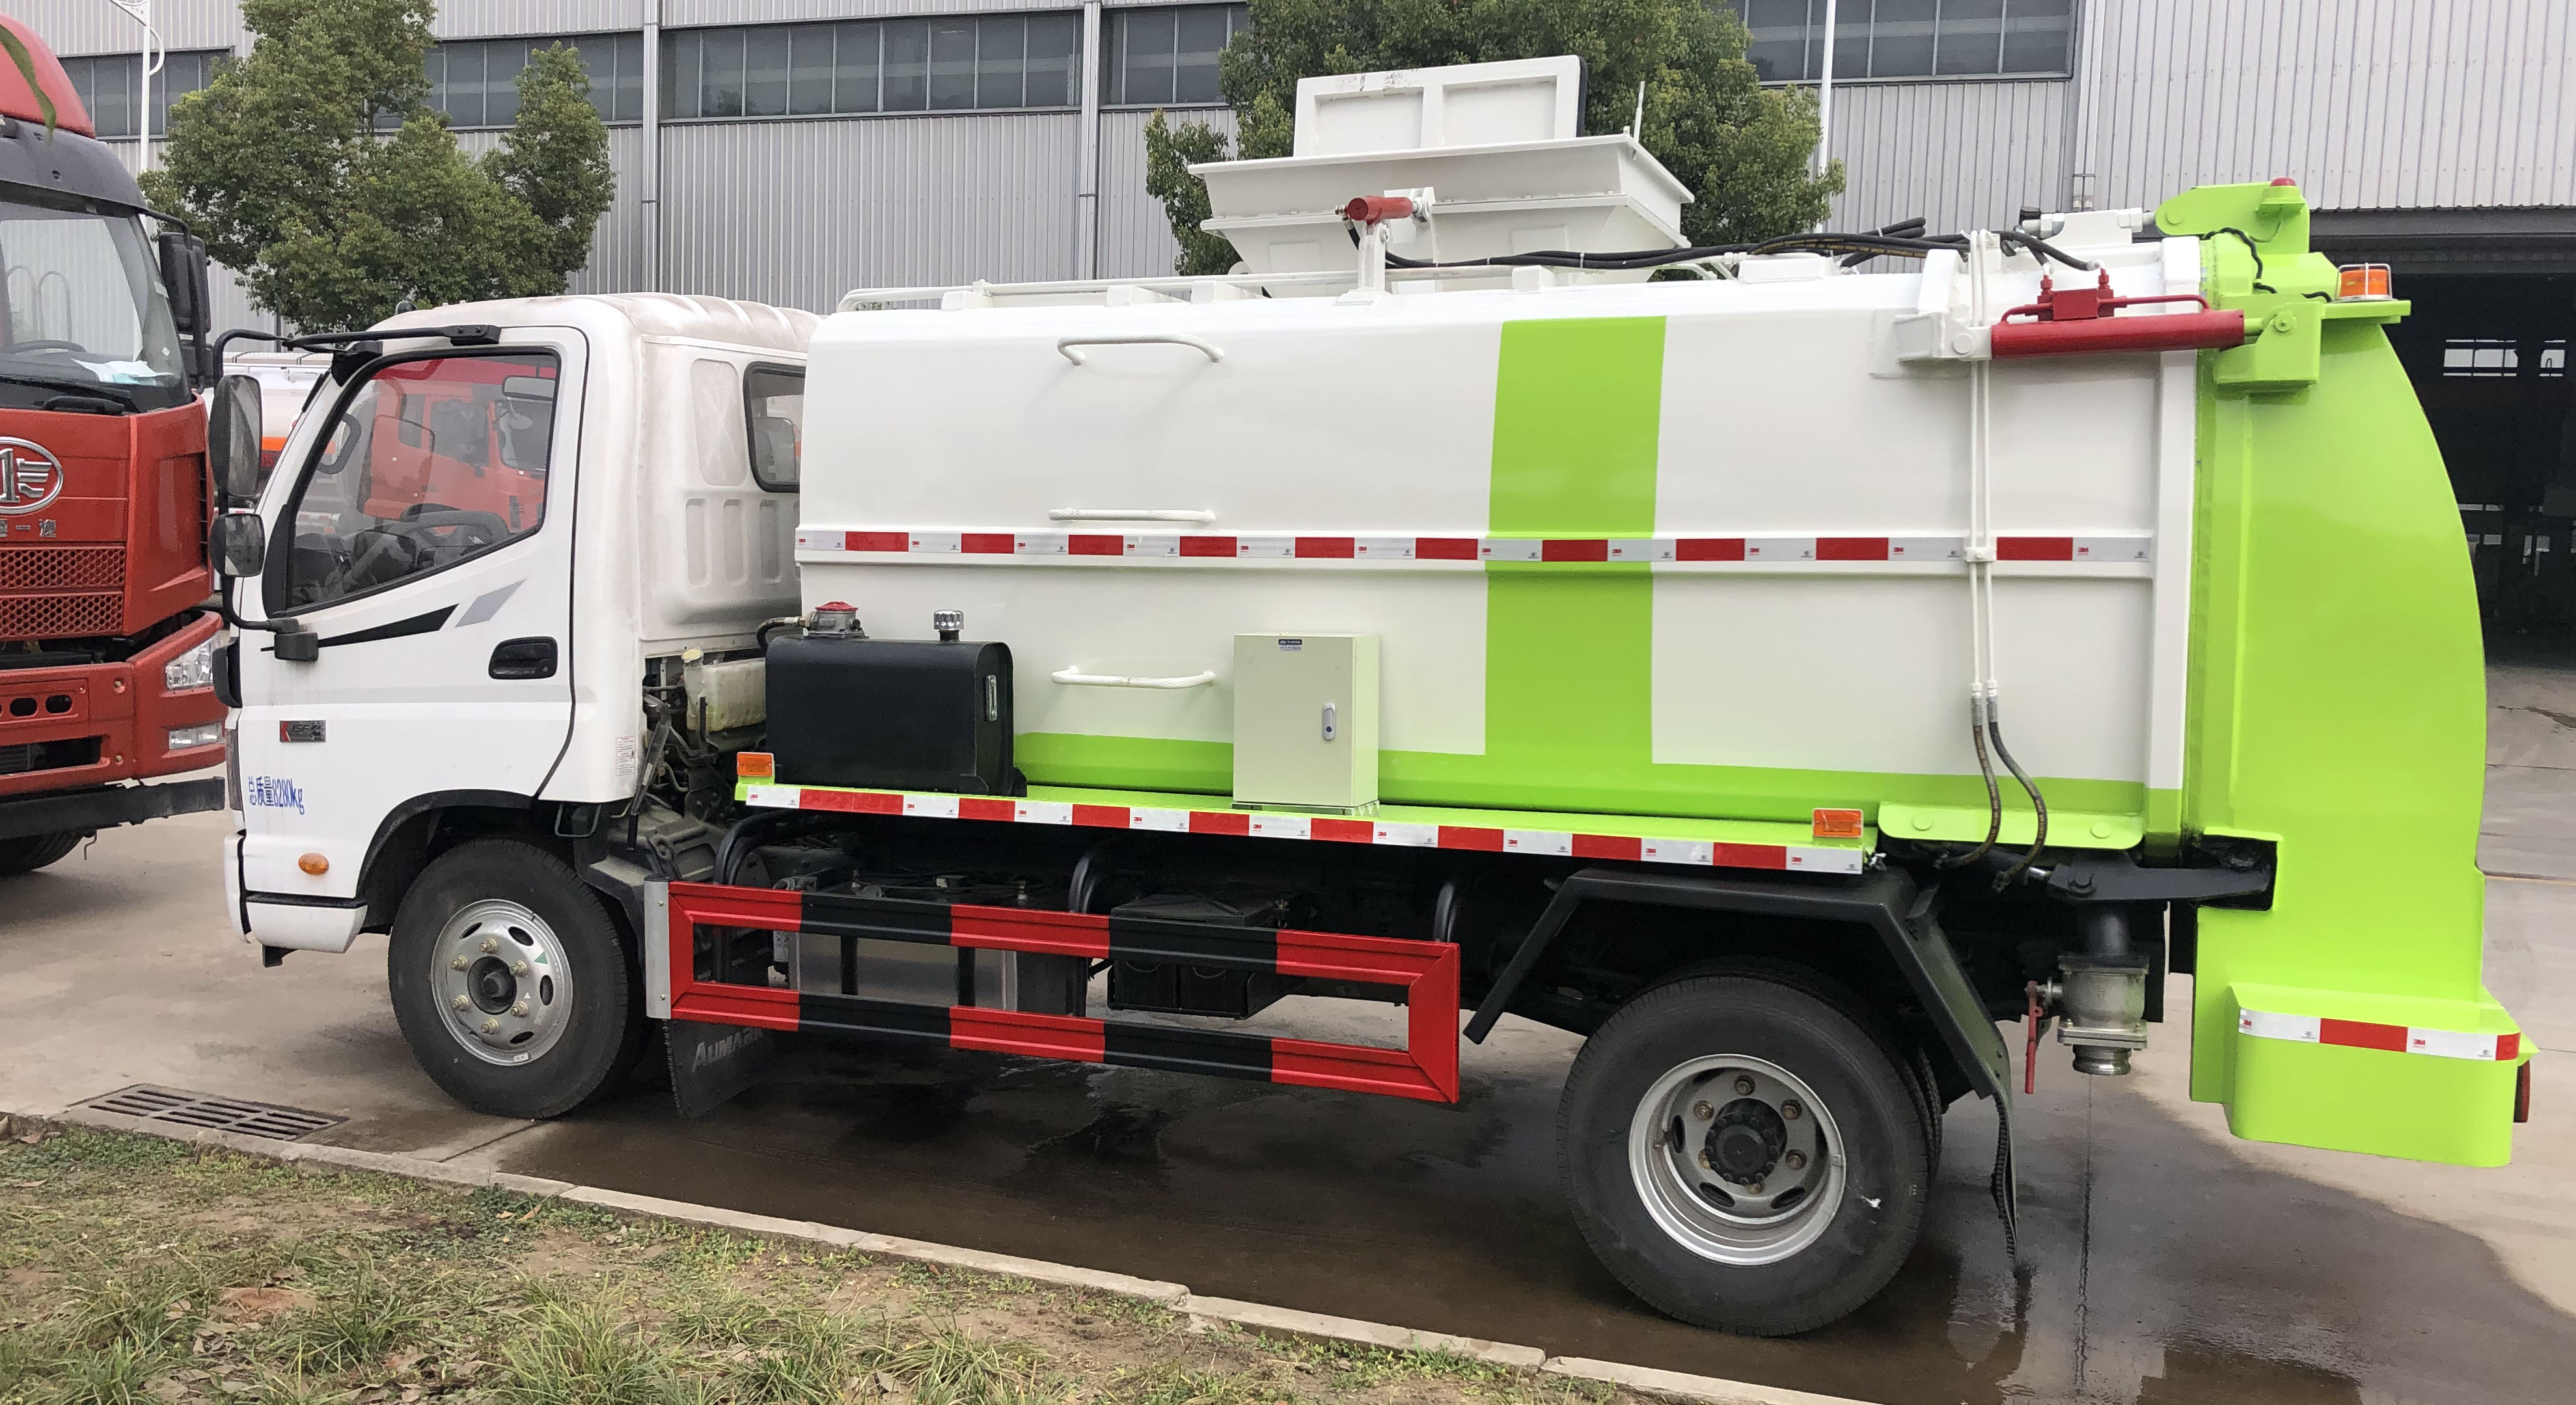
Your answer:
(0, 372), (139, 408)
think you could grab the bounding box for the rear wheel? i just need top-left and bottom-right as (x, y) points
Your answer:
(0, 830), (84, 876)
(1559, 973), (1931, 1336)
(388, 839), (636, 1119)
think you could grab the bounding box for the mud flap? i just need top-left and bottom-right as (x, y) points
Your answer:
(665, 1018), (778, 1119)
(1990, 1093), (2020, 1259)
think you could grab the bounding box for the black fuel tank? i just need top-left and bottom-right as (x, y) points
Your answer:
(765, 634), (1016, 794)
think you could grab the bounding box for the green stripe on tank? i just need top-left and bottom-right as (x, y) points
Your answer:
(1485, 318), (1665, 782)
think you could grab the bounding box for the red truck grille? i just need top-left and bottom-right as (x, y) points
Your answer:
(0, 546), (126, 639)
(0, 592), (123, 638)
(0, 545), (126, 590)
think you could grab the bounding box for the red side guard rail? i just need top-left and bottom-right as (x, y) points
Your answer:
(1988, 269), (2245, 359)
(657, 880), (1462, 1103)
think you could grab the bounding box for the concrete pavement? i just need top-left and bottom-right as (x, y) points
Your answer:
(5, 667), (2574, 1404)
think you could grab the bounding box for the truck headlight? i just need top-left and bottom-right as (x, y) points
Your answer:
(166, 722), (223, 751)
(165, 637), (217, 692)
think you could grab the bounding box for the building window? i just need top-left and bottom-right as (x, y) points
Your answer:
(1103, 5), (1248, 107)
(422, 34), (647, 128)
(58, 50), (225, 140)
(1727, 1), (2074, 83)
(664, 14), (1082, 119)
(2444, 339), (2571, 379)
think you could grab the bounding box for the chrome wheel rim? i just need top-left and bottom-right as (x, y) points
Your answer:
(432, 899), (571, 1066)
(1626, 1054), (1844, 1266)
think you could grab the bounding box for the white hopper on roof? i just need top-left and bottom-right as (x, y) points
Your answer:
(1189, 56), (1690, 292)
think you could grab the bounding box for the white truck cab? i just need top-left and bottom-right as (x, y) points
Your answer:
(222, 295), (813, 980)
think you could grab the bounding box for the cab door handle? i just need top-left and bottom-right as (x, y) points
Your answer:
(488, 637), (557, 679)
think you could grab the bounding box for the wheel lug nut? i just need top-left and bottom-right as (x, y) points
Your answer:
(1734, 1076), (1755, 1095)
(1747, 1180), (1764, 1194)
(450, 957), (469, 970)
(1785, 1151), (1807, 1171)
(510, 1001), (529, 1017)
(1696, 1151), (1712, 1171)
(479, 937), (499, 953)
(481, 1018), (500, 1033)
(450, 996), (469, 1011)
(1691, 1101), (1714, 1121)
(512, 961), (529, 975)
(1782, 1100), (1802, 1119)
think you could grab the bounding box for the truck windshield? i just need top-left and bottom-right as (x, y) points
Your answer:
(0, 194), (187, 412)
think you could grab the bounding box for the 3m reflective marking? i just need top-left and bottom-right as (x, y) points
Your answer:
(802, 528), (2153, 568)
(2238, 1007), (2523, 1061)
(738, 787), (1867, 875)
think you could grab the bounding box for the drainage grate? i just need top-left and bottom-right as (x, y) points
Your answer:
(79, 1085), (344, 1141)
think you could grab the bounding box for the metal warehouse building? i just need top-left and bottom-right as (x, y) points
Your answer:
(12, 0), (2575, 638)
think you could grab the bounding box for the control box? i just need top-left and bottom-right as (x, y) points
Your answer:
(1231, 633), (1378, 812)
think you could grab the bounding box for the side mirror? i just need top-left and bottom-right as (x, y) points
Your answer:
(207, 374), (262, 503)
(158, 230), (211, 338)
(208, 510), (266, 578)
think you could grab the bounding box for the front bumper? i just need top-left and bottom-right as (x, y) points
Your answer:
(0, 613), (226, 801)
(0, 774), (224, 841)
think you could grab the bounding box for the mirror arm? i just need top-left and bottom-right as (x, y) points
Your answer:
(212, 576), (319, 661)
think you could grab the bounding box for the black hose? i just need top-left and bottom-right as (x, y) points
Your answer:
(1997, 228), (2099, 272)
(715, 808), (810, 887)
(1937, 692), (2005, 870)
(1988, 699), (2049, 888)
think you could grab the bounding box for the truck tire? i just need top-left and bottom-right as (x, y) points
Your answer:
(1559, 973), (1931, 1336)
(387, 839), (637, 1119)
(0, 830), (83, 875)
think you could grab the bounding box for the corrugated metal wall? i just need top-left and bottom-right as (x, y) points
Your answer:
(1826, 81), (2067, 235)
(2064, 0), (2576, 212)
(1097, 105), (1235, 277)
(660, 115), (1082, 308)
(8, 0), (2564, 335)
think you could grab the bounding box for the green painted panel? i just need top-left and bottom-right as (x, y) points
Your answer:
(1015, 730), (2145, 826)
(2162, 181), (2519, 1164)
(1488, 318), (1665, 536)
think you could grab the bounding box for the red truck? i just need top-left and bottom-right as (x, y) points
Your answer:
(0, 18), (223, 873)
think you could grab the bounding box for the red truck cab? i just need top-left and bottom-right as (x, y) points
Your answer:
(0, 18), (225, 873)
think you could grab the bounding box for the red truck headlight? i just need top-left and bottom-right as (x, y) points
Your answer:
(164, 637), (217, 692)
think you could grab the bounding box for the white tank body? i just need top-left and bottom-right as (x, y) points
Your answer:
(797, 230), (2197, 837)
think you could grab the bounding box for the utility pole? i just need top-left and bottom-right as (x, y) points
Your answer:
(103, 0), (161, 173)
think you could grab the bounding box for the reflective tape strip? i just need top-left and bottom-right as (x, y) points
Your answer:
(741, 785), (1867, 875)
(2237, 1007), (2523, 1061)
(796, 528), (2152, 566)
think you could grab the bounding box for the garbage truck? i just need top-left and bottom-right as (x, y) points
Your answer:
(0, 16), (225, 874)
(208, 58), (2523, 1336)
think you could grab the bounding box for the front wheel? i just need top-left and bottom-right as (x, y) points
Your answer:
(1558, 973), (1930, 1336)
(0, 830), (84, 876)
(388, 839), (637, 1119)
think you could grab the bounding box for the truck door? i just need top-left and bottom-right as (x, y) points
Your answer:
(234, 334), (585, 902)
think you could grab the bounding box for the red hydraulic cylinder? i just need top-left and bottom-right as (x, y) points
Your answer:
(1990, 308), (2247, 358)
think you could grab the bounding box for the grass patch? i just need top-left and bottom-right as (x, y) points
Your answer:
(0, 1124), (1632, 1405)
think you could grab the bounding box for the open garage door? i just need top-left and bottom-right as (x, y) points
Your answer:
(2319, 208), (2576, 655)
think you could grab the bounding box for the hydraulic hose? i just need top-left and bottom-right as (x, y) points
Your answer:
(1988, 698), (2050, 888)
(1938, 688), (2005, 870)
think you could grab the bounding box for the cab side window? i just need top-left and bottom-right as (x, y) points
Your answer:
(277, 351), (560, 611)
(744, 363), (802, 491)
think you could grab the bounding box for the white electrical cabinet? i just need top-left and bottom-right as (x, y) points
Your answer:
(1232, 634), (1379, 813)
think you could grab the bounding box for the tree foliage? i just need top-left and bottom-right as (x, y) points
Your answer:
(1145, 0), (1843, 275)
(140, 0), (614, 331)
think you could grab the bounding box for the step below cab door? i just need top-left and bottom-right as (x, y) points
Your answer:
(234, 332), (586, 921)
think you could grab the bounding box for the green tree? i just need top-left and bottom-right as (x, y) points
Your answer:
(1144, 0), (1842, 275)
(139, 0), (614, 331)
